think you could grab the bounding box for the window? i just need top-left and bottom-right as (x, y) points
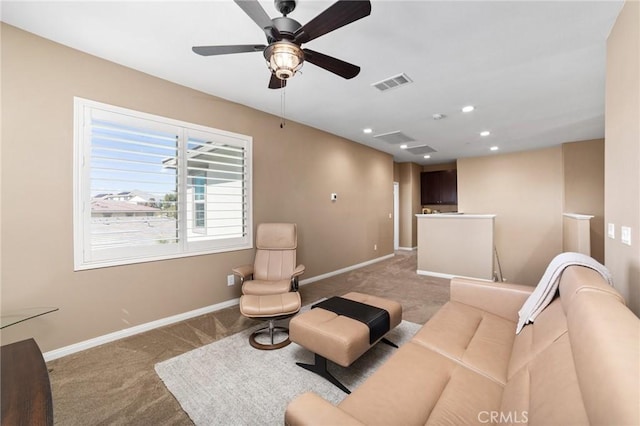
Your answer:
(73, 98), (252, 270)
(193, 174), (206, 231)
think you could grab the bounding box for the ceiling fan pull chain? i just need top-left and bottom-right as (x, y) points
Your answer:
(280, 80), (286, 129)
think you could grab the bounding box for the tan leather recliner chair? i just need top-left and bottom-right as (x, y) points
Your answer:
(235, 223), (305, 349)
(233, 223), (305, 295)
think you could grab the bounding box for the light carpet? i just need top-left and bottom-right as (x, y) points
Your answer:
(155, 320), (421, 425)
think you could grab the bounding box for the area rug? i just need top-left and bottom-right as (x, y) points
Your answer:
(155, 319), (421, 425)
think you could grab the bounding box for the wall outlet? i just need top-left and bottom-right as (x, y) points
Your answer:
(374, 244), (377, 251)
(621, 226), (632, 246)
(607, 223), (615, 239)
(227, 274), (235, 286)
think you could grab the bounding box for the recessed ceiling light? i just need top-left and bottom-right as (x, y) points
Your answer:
(490, 146), (499, 151)
(424, 155), (431, 159)
(400, 144), (408, 149)
(480, 131), (491, 137)
(363, 128), (373, 134)
(462, 105), (475, 113)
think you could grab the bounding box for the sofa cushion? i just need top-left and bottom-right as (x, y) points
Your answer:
(504, 332), (590, 425)
(411, 301), (515, 384)
(507, 298), (568, 379)
(338, 341), (503, 425)
(285, 393), (364, 426)
(450, 278), (533, 321)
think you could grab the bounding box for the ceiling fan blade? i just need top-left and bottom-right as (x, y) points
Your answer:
(268, 73), (287, 89)
(294, 0), (372, 44)
(192, 45), (266, 56)
(303, 49), (361, 79)
(234, 0), (273, 31)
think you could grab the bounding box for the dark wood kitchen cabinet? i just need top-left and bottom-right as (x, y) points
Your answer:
(421, 170), (458, 205)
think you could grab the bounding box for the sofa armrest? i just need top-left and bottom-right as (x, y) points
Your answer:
(232, 264), (253, 280)
(285, 393), (364, 426)
(450, 277), (534, 321)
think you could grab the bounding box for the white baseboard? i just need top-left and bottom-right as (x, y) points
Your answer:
(299, 253), (395, 286)
(417, 269), (493, 282)
(44, 298), (240, 362)
(44, 253), (396, 361)
(397, 246), (417, 251)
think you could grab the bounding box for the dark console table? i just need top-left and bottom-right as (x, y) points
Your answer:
(1, 338), (53, 425)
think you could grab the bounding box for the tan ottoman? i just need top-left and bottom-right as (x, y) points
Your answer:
(290, 292), (402, 392)
(240, 292), (301, 350)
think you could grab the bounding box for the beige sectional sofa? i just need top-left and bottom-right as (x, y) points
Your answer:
(285, 266), (640, 425)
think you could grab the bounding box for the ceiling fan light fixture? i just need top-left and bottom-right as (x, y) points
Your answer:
(265, 41), (304, 80)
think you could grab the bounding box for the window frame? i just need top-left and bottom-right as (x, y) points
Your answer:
(73, 97), (253, 271)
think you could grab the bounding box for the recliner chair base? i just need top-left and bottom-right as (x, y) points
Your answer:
(249, 319), (292, 350)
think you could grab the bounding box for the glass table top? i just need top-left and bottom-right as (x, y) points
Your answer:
(1, 307), (59, 329)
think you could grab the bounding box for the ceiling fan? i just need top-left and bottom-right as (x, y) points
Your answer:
(192, 0), (372, 89)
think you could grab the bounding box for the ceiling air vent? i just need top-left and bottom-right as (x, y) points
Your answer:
(373, 131), (415, 145)
(406, 145), (437, 155)
(371, 73), (413, 92)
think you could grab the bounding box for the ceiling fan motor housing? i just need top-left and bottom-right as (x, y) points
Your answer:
(271, 16), (302, 40)
(275, 0), (297, 16)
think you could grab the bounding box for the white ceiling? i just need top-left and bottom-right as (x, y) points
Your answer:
(1, 0), (624, 164)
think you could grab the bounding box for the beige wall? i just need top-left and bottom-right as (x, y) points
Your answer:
(605, 0), (640, 315)
(458, 146), (564, 285)
(396, 162), (421, 248)
(393, 162), (400, 182)
(0, 25), (394, 351)
(562, 139), (605, 263)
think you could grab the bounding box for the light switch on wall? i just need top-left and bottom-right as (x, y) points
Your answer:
(621, 226), (632, 246)
(607, 223), (615, 239)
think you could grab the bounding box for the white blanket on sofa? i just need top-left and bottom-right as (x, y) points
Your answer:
(516, 252), (613, 334)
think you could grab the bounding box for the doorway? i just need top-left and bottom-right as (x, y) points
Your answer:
(393, 182), (399, 251)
